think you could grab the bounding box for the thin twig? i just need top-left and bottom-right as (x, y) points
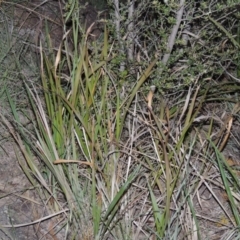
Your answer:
(162, 0), (185, 64)
(1, 209), (69, 228)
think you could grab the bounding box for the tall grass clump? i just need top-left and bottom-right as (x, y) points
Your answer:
(2, 3), (240, 240)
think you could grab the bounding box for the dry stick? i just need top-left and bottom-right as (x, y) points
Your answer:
(0, 209), (69, 228)
(114, 0), (125, 71)
(127, 0), (135, 61)
(162, 0), (185, 65)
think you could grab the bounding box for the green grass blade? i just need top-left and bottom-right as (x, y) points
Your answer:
(148, 181), (165, 237)
(101, 165), (140, 236)
(209, 138), (240, 226)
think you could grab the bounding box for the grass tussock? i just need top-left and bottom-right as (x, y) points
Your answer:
(1, 4), (240, 240)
